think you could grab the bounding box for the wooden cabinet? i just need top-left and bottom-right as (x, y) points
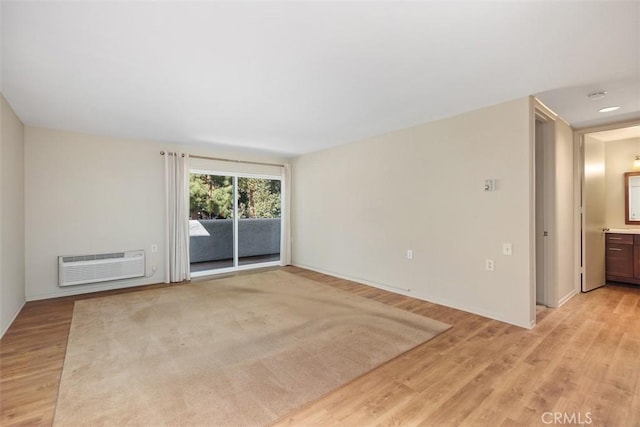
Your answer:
(605, 233), (640, 285)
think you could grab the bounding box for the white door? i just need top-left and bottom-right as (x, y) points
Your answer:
(582, 135), (606, 292)
(535, 120), (548, 304)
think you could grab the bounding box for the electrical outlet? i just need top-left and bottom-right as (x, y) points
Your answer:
(407, 249), (413, 260)
(151, 244), (158, 253)
(485, 259), (494, 271)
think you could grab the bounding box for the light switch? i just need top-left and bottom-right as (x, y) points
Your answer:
(503, 243), (512, 256)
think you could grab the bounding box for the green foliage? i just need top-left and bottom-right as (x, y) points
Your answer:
(189, 174), (233, 219)
(238, 178), (281, 218)
(189, 174), (281, 219)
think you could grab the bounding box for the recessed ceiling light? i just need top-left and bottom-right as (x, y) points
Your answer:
(599, 106), (621, 113)
(587, 91), (608, 100)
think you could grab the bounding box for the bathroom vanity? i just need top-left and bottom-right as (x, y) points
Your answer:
(605, 230), (640, 285)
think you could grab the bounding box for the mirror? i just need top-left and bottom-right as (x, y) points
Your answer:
(625, 171), (640, 224)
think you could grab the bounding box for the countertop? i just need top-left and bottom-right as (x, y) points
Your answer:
(605, 228), (640, 234)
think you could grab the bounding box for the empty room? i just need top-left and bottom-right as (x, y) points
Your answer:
(1, 1), (639, 426)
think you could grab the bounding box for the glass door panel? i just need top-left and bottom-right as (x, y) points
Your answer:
(237, 177), (282, 266)
(189, 174), (235, 272)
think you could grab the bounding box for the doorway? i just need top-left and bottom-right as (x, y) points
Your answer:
(534, 108), (556, 309)
(189, 171), (283, 276)
(578, 122), (640, 292)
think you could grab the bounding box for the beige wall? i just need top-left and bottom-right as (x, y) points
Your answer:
(292, 97), (534, 328)
(1, 94), (26, 337)
(13, 95), (578, 328)
(605, 137), (640, 229)
(25, 127), (286, 300)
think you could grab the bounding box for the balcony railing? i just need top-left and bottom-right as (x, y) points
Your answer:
(189, 218), (281, 271)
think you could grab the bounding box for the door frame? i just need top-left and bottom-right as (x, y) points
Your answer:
(533, 99), (558, 309)
(573, 119), (640, 293)
(189, 169), (284, 277)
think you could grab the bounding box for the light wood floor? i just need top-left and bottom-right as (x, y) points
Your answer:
(1, 266), (638, 426)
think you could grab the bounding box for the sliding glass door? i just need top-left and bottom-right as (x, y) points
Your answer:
(189, 171), (282, 276)
(188, 173), (235, 272)
(237, 177), (281, 266)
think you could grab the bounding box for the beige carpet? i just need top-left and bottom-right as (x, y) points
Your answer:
(54, 270), (450, 426)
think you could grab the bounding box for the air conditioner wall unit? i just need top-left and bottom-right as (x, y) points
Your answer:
(58, 250), (145, 287)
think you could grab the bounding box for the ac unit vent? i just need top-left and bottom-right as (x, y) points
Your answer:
(62, 252), (125, 263)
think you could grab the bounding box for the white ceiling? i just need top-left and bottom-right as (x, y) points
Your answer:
(588, 125), (640, 142)
(1, 1), (639, 157)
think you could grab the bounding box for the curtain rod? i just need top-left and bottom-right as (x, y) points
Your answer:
(160, 151), (284, 168)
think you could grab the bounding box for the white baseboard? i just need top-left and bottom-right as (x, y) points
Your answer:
(557, 289), (578, 307)
(293, 263), (411, 293)
(1, 300), (26, 339)
(292, 263), (533, 329)
(26, 277), (161, 301)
